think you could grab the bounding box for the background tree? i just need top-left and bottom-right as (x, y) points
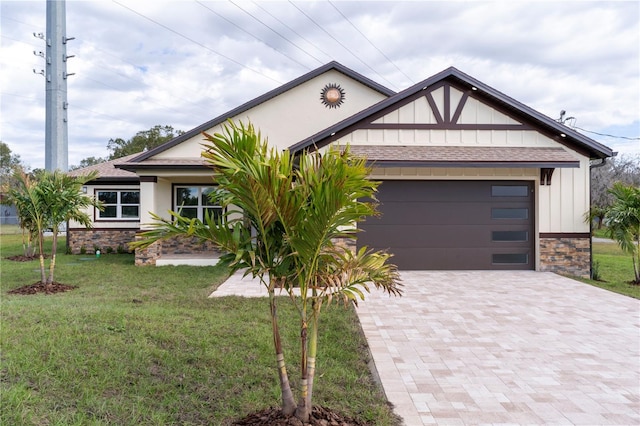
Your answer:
(107, 125), (184, 159)
(72, 125), (184, 170)
(604, 182), (640, 283)
(1, 141), (27, 191)
(132, 121), (401, 422)
(69, 156), (107, 171)
(591, 155), (640, 228)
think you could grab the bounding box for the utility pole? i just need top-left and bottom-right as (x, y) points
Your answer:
(44, 0), (74, 171)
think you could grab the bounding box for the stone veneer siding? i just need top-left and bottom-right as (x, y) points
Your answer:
(134, 235), (220, 266)
(68, 229), (137, 254)
(539, 235), (590, 278)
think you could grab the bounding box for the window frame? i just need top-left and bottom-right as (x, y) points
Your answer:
(173, 184), (223, 222)
(95, 189), (140, 221)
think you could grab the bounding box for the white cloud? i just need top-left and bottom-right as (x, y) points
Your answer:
(1, 0), (638, 169)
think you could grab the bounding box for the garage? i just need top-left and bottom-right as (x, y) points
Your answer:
(357, 180), (534, 270)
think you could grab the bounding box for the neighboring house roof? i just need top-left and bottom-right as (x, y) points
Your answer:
(129, 61), (396, 163)
(289, 67), (614, 160)
(348, 146), (580, 168)
(68, 153), (140, 181)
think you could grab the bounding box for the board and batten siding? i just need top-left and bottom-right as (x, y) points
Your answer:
(328, 83), (591, 235)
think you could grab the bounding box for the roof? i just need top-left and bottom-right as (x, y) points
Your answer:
(130, 61), (396, 163)
(290, 67), (614, 160)
(68, 153), (140, 181)
(347, 145), (580, 168)
(117, 158), (209, 171)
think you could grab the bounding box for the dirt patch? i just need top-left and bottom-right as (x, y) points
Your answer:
(233, 406), (369, 426)
(5, 254), (48, 262)
(7, 281), (77, 295)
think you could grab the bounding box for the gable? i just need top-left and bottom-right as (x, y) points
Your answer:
(128, 62), (394, 165)
(290, 68), (613, 160)
(373, 83), (522, 127)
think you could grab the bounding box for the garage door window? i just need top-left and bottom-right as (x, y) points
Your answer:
(492, 231), (528, 242)
(491, 185), (528, 197)
(491, 208), (528, 219)
(493, 253), (528, 264)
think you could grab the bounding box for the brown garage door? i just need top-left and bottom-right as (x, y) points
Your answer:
(358, 180), (534, 270)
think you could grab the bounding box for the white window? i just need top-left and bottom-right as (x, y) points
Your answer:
(174, 186), (222, 221)
(97, 190), (140, 220)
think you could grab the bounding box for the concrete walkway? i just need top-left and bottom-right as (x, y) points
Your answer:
(212, 271), (640, 425)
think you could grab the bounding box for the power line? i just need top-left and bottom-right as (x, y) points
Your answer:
(287, 1), (400, 90)
(226, 0), (325, 65)
(251, 1), (333, 62)
(573, 125), (640, 141)
(112, 0), (283, 85)
(195, 0), (311, 70)
(328, 1), (413, 84)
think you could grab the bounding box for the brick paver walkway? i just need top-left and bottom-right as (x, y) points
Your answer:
(212, 270), (640, 425)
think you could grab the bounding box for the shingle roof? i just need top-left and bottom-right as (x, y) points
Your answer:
(67, 153), (140, 180)
(347, 145), (580, 168)
(116, 157), (208, 171)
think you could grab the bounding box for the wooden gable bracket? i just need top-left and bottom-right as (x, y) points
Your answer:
(540, 168), (555, 185)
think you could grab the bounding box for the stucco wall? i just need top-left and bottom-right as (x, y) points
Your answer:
(153, 69), (389, 158)
(68, 184), (140, 230)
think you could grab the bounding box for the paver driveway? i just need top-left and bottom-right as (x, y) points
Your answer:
(357, 271), (640, 425)
(213, 271), (640, 425)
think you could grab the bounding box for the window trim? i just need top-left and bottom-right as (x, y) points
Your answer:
(95, 189), (140, 221)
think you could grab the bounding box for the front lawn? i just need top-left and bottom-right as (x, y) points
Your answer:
(579, 241), (640, 299)
(0, 232), (400, 425)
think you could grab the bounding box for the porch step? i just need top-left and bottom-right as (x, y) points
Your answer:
(155, 255), (220, 267)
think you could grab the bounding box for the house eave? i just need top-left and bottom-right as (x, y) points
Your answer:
(368, 160), (580, 168)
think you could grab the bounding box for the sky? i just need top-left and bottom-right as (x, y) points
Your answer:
(1, 0), (639, 170)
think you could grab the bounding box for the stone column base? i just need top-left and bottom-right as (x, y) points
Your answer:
(539, 234), (590, 278)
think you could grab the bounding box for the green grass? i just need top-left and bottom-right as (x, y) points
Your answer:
(1, 232), (400, 425)
(578, 242), (640, 299)
(592, 226), (610, 239)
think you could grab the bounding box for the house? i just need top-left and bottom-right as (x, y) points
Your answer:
(68, 61), (613, 277)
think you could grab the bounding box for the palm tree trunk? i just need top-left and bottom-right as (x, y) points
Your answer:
(269, 289), (296, 415)
(296, 314), (310, 422)
(305, 308), (319, 411)
(47, 231), (58, 285)
(634, 234), (640, 283)
(37, 231), (46, 283)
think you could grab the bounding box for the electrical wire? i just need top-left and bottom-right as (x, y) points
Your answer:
(226, 0), (324, 65)
(195, 0), (311, 70)
(251, 1), (333, 62)
(572, 126), (640, 141)
(328, 1), (413, 84)
(287, 0), (400, 90)
(112, 0), (283, 85)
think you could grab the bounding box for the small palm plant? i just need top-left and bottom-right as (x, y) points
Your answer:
(132, 120), (402, 422)
(7, 169), (99, 285)
(604, 182), (640, 283)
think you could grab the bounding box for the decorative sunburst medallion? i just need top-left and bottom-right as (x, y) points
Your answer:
(320, 83), (345, 108)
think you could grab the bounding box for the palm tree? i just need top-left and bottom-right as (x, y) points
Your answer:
(604, 182), (640, 283)
(132, 121), (402, 422)
(8, 171), (48, 282)
(7, 169), (99, 285)
(35, 170), (99, 284)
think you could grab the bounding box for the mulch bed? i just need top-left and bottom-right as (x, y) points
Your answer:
(5, 254), (48, 262)
(233, 406), (369, 426)
(7, 281), (77, 295)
